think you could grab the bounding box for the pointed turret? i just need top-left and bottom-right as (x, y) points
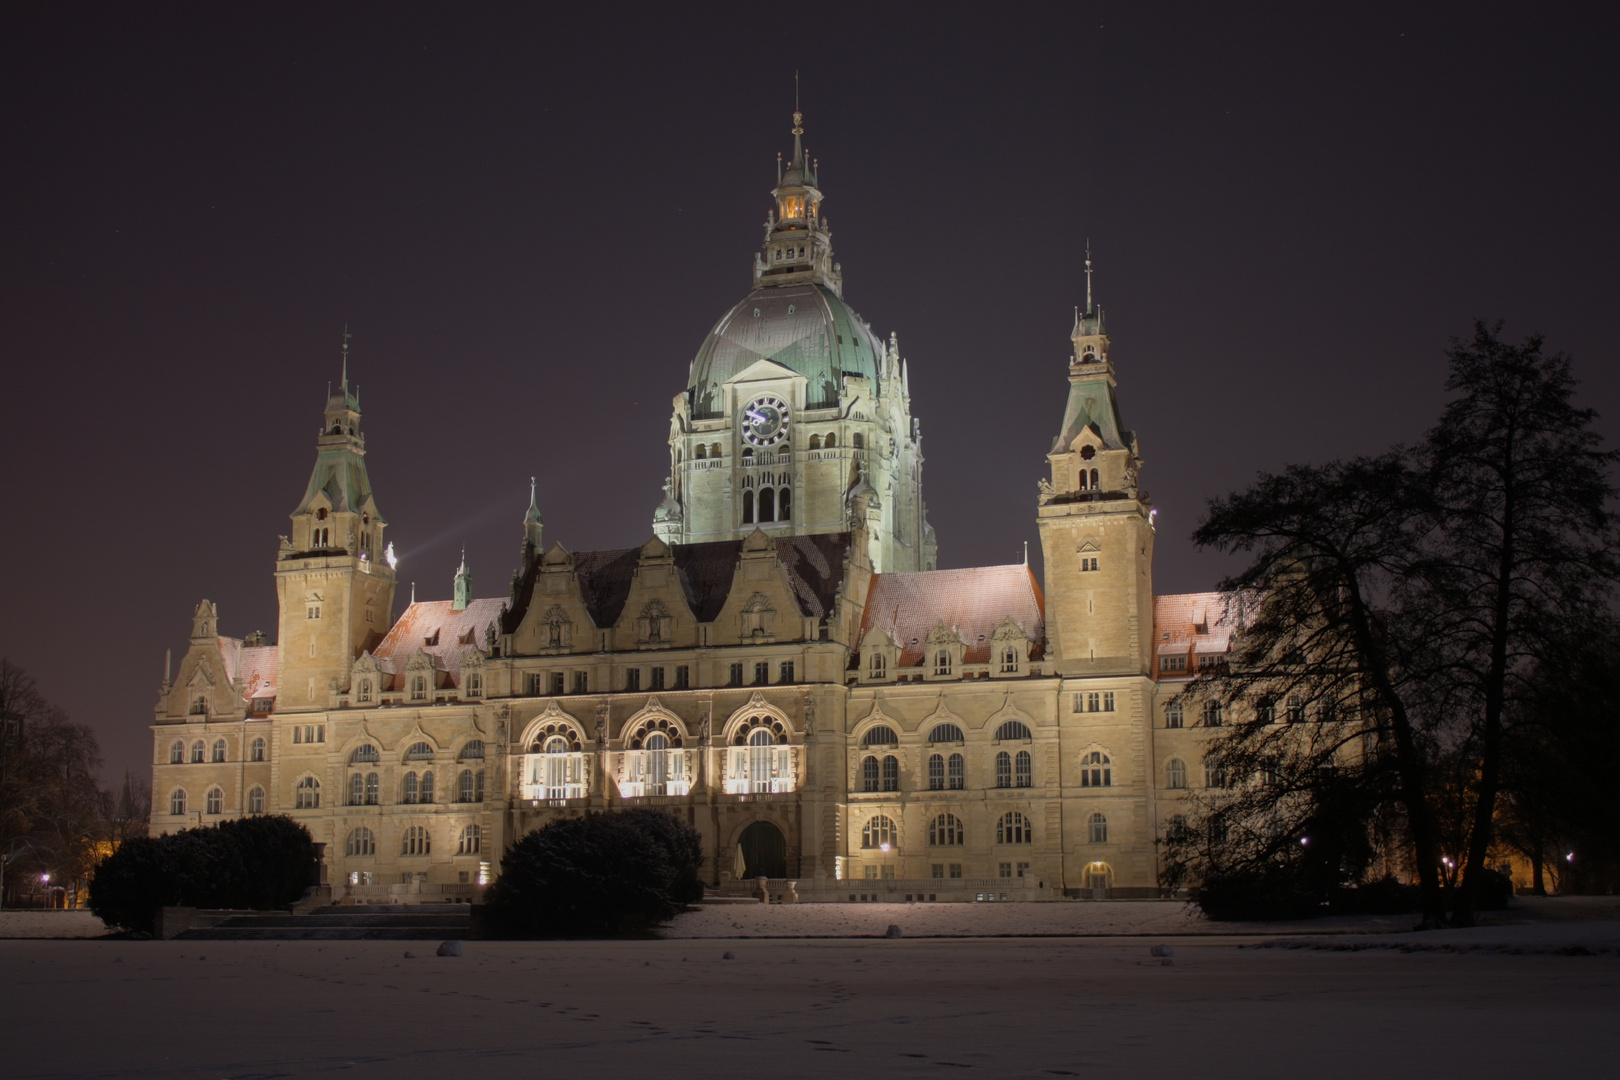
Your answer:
(754, 108), (842, 295)
(453, 548), (472, 611)
(520, 477), (544, 571)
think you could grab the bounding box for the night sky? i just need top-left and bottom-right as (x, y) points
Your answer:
(4, 4), (1617, 784)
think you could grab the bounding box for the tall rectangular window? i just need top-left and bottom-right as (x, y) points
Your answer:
(931, 864), (944, 879)
(753, 662), (769, 686)
(779, 661), (795, 684)
(526, 673), (542, 696)
(1017, 862), (1031, 879)
(999, 863), (1013, 879)
(572, 671), (588, 694)
(1087, 691), (1101, 712)
(1103, 691), (1116, 712)
(625, 669), (641, 692)
(548, 672), (565, 696)
(949, 863), (963, 879)
(728, 662), (744, 687)
(674, 665), (689, 689)
(650, 667), (666, 690)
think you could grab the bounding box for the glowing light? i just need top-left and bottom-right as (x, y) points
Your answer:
(1300, 837), (1309, 846)
(1566, 852), (1575, 862)
(384, 542), (398, 569)
(880, 843), (891, 853)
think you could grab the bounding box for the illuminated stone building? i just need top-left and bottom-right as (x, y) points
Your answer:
(149, 112), (1225, 901)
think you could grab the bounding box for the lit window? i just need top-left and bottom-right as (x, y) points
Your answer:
(862, 815), (897, 849)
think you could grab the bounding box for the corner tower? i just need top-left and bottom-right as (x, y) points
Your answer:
(660, 110), (935, 571)
(274, 335), (397, 710)
(1036, 255), (1155, 675)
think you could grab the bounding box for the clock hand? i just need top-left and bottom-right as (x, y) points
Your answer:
(746, 409), (767, 425)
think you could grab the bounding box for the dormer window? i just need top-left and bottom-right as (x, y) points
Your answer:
(934, 651), (953, 677)
(778, 194), (805, 220)
(869, 653), (886, 679)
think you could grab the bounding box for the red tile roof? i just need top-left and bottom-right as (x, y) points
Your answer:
(1153, 591), (1236, 673)
(238, 645), (278, 701)
(374, 598), (504, 688)
(859, 564), (1046, 666)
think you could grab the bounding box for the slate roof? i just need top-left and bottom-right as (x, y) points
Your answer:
(858, 563), (1046, 667)
(505, 534), (850, 634)
(374, 598), (504, 689)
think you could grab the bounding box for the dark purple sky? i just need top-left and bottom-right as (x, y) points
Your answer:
(4, 4), (1617, 784)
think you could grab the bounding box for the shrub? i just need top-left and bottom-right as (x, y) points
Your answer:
(88, 815), (317, 934)
(483, 810), (704, 937)
(1194, 868), (1321, 922)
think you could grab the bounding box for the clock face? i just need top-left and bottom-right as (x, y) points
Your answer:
(742, 395), (789, 447)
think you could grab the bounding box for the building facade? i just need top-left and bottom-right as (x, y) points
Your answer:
(149, 112), (1226, 901)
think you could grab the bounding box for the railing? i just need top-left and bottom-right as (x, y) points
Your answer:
(518, 752), (590, 801)
(721, 745), (800, 795)
(612, 749), (697, 798)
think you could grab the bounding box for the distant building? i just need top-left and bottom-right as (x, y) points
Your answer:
(149, 112), (1225, 901)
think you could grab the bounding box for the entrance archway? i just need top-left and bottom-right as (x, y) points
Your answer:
(1083, 860), (1114, 900)
(737, 820), (787, 879)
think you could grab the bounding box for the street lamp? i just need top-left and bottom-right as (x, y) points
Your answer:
(879, 841), (892, 882)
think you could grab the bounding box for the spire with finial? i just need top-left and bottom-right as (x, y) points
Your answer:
(521, 477), (544, 570)
(341, 324), (351, 395)
(1084, 241), (1093, 314)
(453, 546), (472, 610)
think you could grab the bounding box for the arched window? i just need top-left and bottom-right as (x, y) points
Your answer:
(410, 676), (428, 702)
(758, 487), (775, 522)
(695, 443), (708, 459)
(777, 488), (791, 521)
(929, 813), (964, 846)
(250, 737), (266, 762)
(403, 772), (420, 804)
(459, 740), (485, 760)
(996, 812), (1032, 845)
(356, 677), (373, 703)
(347, 827), (376, 857)
(466, 673), (482, 697)
(405, 741), (434, 761)
(1089, 812), (1109, 844)
(823, 433), (837, 448)
(247, 786), (265, 814)
(948, 753), (965, 790)
(807, 435), (821, 450)
(852, 433), (864, 449)
(996, 720), (1032, 741)
(1203, 701), (1224, 727)
(861, 726), (899, 747)
(420, 771), (435, 803)
(475, 769), (485, 802)
(928, 754), (945, 790)
(458, 769), (474, 803)
(351, 744), (380, 764)
(1015, 750), (1033, 787)
(711, 442), (722, 457)
(205, 787), (223, 815)
(190, 693), (208, 716)
(349, 773), (364, 805)
(739, 728), (776, 794)
(928, 723), (964, 744)
(295, 776), (320, 809)
(1205, 762), (1229, 789)
(1166, 758), (1188, 789)
(365, 772), (379, 804)
(869, 653), (886, 679)
(647, 731), (673, 796)
(169, 741), (185, 764)
(1001, 646), (1019, 673)
(1165, 701), (1184, 729)
(862, 815), (896, 849)
(169, 789), (187, 816)
(1089, 467), (1099, 489)
(880, 754), (899, 792)
(1166, 814), (1189, 841)
(191, 740), (206, 764)
(458, 824), (481, 855)
(995, 751), (1013, 788)
(1079, 469), (1089, 490)
(1286, 694), (1306, 724)
(861, 755), (880, 792)
(1080, 751), (1112, 787)
(211, 739), (227, 763)
(934, 650), (953, 676)
(401, 825), (430, 856)
(741, 490), (755, 525)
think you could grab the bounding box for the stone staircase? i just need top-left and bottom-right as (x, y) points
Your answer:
(173, 903), (472, 941)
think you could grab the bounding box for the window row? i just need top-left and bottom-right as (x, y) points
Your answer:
(169, 737), (269, 764)
(1163, 696), (1316, 728)
(859, 721), (1033, 746)
(347, 740), (484, 765)
(860, 750), (1114, 791)
(860, 812), (1042, 849)
(167, 785), (267, 816)
(739, 486), (791, 525)
(346, 768), (487, 806)
(344, 823), (482, 858)
(1161, 757), (1231, 790)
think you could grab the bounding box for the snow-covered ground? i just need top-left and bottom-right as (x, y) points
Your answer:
(4, 929), (1617, 1079)
(0, 910), (104, 938)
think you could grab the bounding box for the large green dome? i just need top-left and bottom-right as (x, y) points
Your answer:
(687, 282), (883, 419)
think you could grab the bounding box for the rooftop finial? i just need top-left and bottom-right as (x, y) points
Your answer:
(341, 324), (352, 393)
(1084, 241), (1093, 314)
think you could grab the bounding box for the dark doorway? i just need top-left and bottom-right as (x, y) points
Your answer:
(738, 820), (787, 878)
